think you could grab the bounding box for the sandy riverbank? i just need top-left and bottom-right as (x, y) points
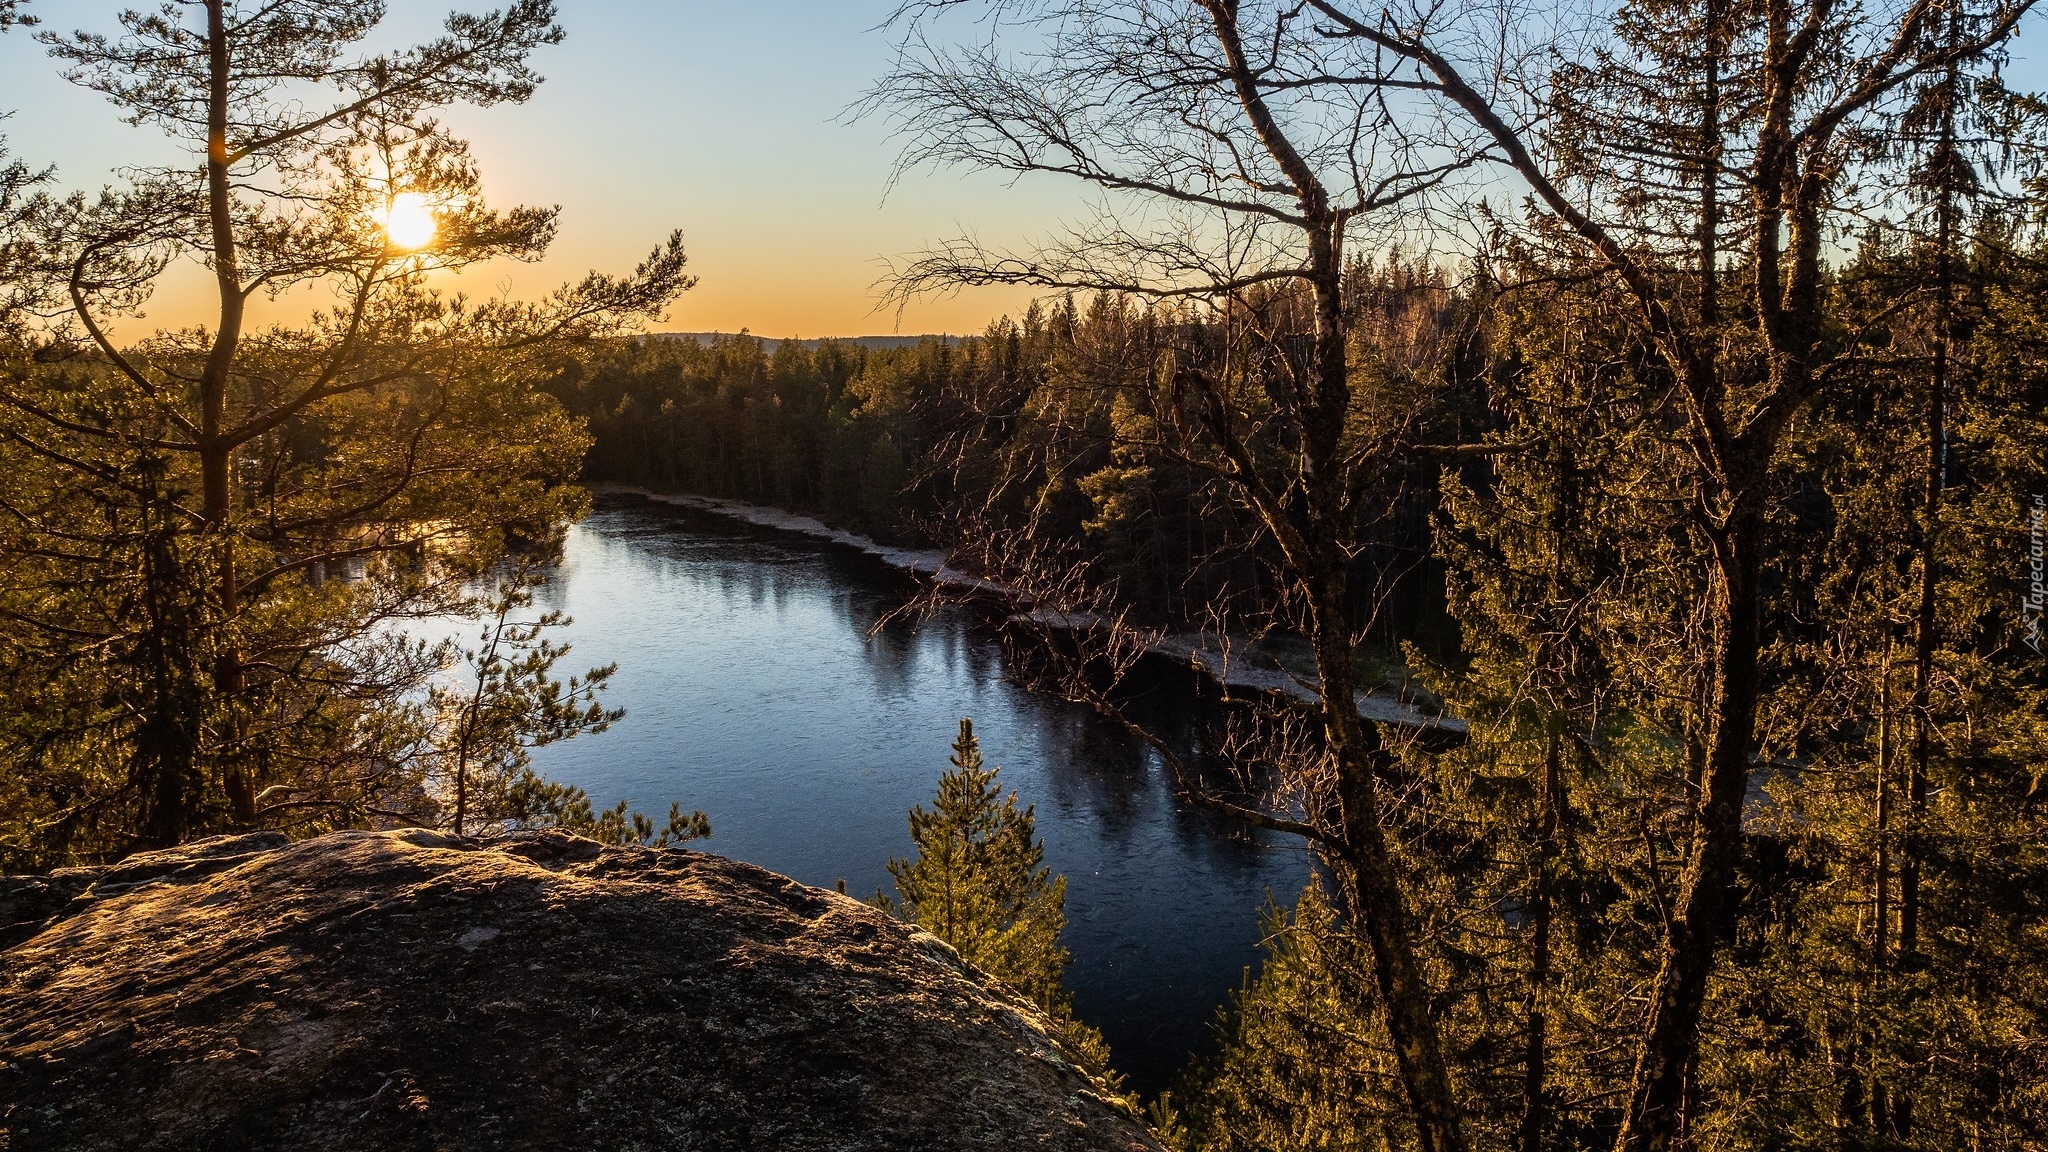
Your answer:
(585, 483), (1466, 737)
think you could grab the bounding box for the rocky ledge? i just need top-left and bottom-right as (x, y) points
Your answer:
(0, 830), (1161, 1151)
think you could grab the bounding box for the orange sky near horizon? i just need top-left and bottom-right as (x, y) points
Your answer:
(0, 1), (1067, 341)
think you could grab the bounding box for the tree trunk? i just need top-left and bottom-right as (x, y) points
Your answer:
(1323, 722), (1470, 1152)
(203, 0), (253, 825)
(1617, 502), (1764, 1152)
(1897, 40), (1960, 1145)
(1877, 638), (1895, 962)
(1302, 287), (1469, 1152)
(135, 481), (206, 849)
(1904, 42), (1957, 963)
(1521, 731), (1563, 1152)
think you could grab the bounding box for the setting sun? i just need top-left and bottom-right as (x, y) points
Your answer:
(377, 192), (437, 251)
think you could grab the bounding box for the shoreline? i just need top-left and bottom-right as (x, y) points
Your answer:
(585, 482), (1467, 737)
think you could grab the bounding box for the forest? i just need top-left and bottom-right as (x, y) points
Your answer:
(2, 0), (2047, 1150)
(557, 246), (2048, 1148)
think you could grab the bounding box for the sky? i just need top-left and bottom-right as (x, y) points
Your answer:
(0, 1), (1067, 338)
(5, 3), (2048, 341)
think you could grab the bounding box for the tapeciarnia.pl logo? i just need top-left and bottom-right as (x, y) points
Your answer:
(2026, 494), (2046, 655)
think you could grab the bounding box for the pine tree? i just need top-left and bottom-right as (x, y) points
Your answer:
(0, 0), (691, 863)
(1173, 883), (1413, 1152)
(882, 719), (1119, 1086)
(885, 720), (1066, 998)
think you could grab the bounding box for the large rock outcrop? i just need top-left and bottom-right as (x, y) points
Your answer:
(0, 830), (1163, 1151)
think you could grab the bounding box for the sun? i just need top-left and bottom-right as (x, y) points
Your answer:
(377, 192), (438, 251)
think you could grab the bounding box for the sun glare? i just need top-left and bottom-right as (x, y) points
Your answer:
(378, 192), (438, 251)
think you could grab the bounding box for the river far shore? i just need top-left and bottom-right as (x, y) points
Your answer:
(583, 483), (1466, 738)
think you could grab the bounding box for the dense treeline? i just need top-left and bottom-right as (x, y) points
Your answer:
(1156, 230), (2048, 1150)
(554, 331), (952, 536)
(551, 285), (1470, 649)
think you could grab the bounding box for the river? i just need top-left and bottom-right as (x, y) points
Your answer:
(516, 492), (1315, 1097)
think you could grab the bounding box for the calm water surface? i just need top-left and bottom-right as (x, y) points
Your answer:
(523, 495), (1313, 1096)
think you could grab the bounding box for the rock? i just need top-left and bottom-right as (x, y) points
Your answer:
(0, 829), (1163, 1151)
(0, 874), (95, 953)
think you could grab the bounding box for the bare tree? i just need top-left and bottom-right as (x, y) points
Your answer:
(874, 4), (1503, 1149)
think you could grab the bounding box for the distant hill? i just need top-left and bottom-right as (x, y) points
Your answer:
(647, 331), (960, 351)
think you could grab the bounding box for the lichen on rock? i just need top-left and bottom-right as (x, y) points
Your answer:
(0, 829), (1163, 1151)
